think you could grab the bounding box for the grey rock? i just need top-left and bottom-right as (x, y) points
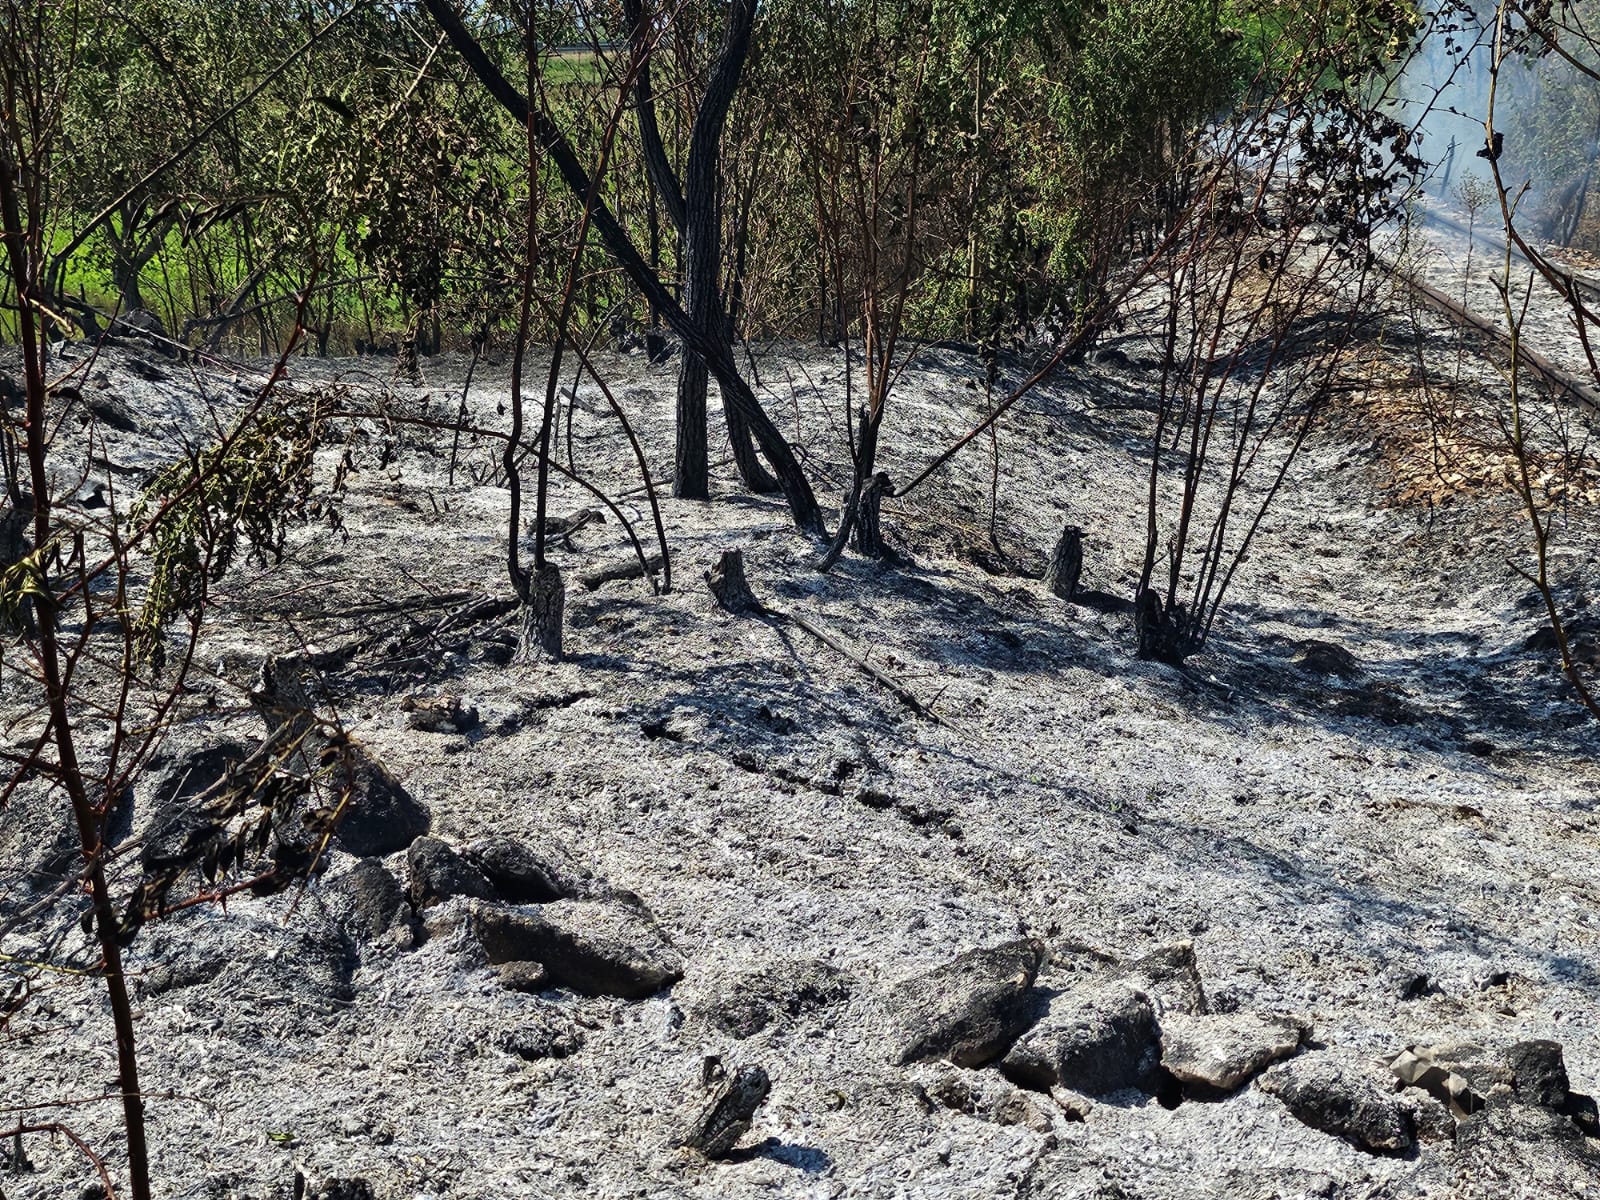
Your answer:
(1001, 984), (1158, 1096)
(403, 694), (479, 733)
(677, 1062), (771, 1158)
(472, 898), (684, 998)
(110, 307), (169, 340)
(1456, 1093), (1600, 1191)
(250, 655), (430, 857)
(889, 937), (1045, 1067)
(911, 1062), (1057, 1134)
(1110, 940), (1206, 1015)
(1392, 1038), (1598, 1137)
(702, 957), (852, 1038)
(407, 836), (494, 910)
(331, 857), (405, 942)
(1294, 639), (1363, 679)
(1160, 1011), (1309, 1093)
(133, 742), (253, 896)
(494, 1012), (584, 1061)
(326, 752), (432, 857)
(86, 391), (140, 433)
(472, 636), (516, 666)
(138, 805), (225, 879)
(495, 960), (551, 993)
(465, 835), (591, 903)
(1259, 1053), (1414, 1154)
(142, 740), (255, 813)
(1407, 1089), (1458, 1144)
(1505, 1038), (1570, 1109)
(420, 895), (475, 945)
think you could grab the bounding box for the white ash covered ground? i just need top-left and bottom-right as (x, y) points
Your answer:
(2, 286), (1598, 1200)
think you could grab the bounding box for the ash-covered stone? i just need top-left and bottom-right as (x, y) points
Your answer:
(701, 957), (852, 1039)
(494, 960), (551, 993)
(911, 1062), (1057, 1134)
(249, 655), (430, 856)
(1001, 985), (1158, 1096)
(403, 694), (480, 733)
(472, 897), (684, 998)
(1390, 1042), (1511, 1117)
(1259, 1052), (1414, 1154)
(1505, 1038), (1570, 1109)
(888, 937), (1045, 1068)
(407, 836), (494, 910)
(1160, 1011), (1309, 1094)
(494, 1011), (585, 1061)
(1110, 940), (1207, 1016)
(1456, 1092), (1600, 1190)
(1408, 1090), (1458, 1144)
(329, 856), (405, 942)
(465, 835), (591, 903)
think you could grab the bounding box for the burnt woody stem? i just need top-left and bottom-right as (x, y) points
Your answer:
(0, 152), (152, 1200)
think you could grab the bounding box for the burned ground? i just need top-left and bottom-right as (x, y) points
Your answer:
(3, 272), (1599, 1198)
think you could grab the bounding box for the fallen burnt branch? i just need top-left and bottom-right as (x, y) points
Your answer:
(581, 555), (666, 591)
(783, 611), (954, 729)
(703, 551), (951, 726)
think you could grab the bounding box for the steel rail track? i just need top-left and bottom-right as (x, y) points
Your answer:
(1373, 247), (1600, 416)
(1417, 206), (1600, 309)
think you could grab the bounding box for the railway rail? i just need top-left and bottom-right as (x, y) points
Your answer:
(1417, 205), (1600, 310)
(1373, 206), (1600, 416)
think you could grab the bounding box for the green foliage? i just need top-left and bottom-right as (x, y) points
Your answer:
(131, 389), (346, 665)
(11, 0), (1432, 351)
(1229, 0), (1421, 89)
(0, 547), (51, 630)
(1492, 6), (1600, 245)
(745, 0), (1244, 344)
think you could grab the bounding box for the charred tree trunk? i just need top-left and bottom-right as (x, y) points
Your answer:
(706, 548), (763, 614)
(1135, 589), (1190, 665)
(423, 0), (823, 535)
(819, 407), (888, 570)
(630, 0), (775, 497)
(517, 563), (565, 661)
(624, 0), (685, 233)
(675, 361), (711, 500)
(725, 390), (776, 491)
(677, 185), (720, 498)
(850, 471), (892, 558)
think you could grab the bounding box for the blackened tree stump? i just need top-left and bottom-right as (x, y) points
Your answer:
(676, 1061), (771, 1158)
(1044, 525), (1083, 599)
(706, 549), (763, 615)
(851, 471), (894, 559)
(1135, 589), (1192, 665)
